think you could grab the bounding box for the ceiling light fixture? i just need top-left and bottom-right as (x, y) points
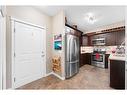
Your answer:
(85, 12), (97, 24)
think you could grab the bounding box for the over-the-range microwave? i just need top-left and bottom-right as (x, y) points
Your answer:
(92, 38), (106, 46)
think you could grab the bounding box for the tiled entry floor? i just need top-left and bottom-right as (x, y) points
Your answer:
(18, 65), (112, 89)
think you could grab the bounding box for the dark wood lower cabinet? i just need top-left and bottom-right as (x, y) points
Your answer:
(80, 53), (91, 67)
(80, 54), (85, 67)
(110, 60), (125, 89)
(80, 53), (109, 68)
(105, 54), (110, 68)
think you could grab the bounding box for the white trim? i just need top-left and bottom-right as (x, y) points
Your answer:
(8, 71), (64, 89)
(43, 28), (47, 77)
(0, 12), (6, 89)
(0, 10), (3, 90)
(52, 72), (65, 80)
(0, 6), (5, 17)
(11, 19), (15, 89)
(45, 72), (52, 77)
(10, 17), (46, 30)
(2, 16), (6, 89)
(7, 88), (14, 90)
(45, 72), (65, 80)
(11, 17), (47, 89)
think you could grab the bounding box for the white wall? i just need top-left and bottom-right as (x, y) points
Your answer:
(6, 6), (53, 89)
(52, 10), (65, 78)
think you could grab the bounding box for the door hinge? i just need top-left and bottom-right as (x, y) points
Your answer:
(14, 28), (16, 33)
(14, 77), (16, 82)
(14, 52), (16, 57)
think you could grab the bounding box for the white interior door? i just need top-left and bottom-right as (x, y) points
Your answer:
(0, 7), (6, 90)
(12, 21), (46, 88)
(0, 10), (3, 90)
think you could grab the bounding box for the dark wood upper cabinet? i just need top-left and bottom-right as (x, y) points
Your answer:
(106, 31), (125, 46)
(82, 36), (88, 46)
(83, 31), (125, 46)
(116, 31), (125, 45)
(106, 32), (116, 46)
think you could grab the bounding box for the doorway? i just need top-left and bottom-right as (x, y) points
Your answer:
(0, 7), (6, 90)
(11, 19), (46, 88)
(0, 9), (3, 90)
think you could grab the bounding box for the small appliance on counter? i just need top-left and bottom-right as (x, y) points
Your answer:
(109, 41), (125, 60)
(115, 45), (125, 55)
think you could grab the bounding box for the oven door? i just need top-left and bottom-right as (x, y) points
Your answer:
(92, 54), (104, 62)
(91, 53), (105, 68)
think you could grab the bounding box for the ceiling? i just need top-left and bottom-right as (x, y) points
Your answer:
(35, 6), (125, 32)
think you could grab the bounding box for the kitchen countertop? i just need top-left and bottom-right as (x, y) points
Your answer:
(109, 54), (125, 61)
(81, 51), (111, 54)
(81, 52), (92, 54)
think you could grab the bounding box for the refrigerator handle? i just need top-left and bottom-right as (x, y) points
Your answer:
(74, 38), (78, 59)
(68, 37), (71, 62)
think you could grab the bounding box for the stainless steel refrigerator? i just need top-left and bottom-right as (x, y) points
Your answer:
(65, 34), (79, 78)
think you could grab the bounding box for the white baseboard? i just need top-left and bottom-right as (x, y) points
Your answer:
(45, 72), (65, 80)
(52, 72), (65, 80)
(7, 88), (14, 90)
(7, 72), (64, 90)
(45, 72), (52, 77)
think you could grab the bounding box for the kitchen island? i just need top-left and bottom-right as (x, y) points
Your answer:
(109, 54), (125, 89)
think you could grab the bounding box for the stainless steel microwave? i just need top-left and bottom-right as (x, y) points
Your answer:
(92, 38), (105, 46)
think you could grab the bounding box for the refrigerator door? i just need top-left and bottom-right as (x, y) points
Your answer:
(65, 34), (79, 78)
(65, 35), (79, 62)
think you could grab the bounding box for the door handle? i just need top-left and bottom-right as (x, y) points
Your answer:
(41, 55), (45, 57)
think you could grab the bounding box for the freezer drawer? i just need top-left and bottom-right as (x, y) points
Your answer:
(65, 61), (79, 78)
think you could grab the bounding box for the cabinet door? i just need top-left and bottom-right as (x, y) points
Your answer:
(116, 31), (125, 45)
(110, 60), (125, 89)
(105, 54), (110, 68)
(88, 36), (94, 46)
(80, 54), (85, 67)
(80, 53), (91, 67)
(98, 33), (107, 38)
(88, 36), (91, 46)
(82, 36), (88, 46)
(86, 53), (91, 65)
(106, 32), (116, 46)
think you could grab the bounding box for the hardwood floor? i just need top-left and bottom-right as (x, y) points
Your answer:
(18, 65), (112, 89)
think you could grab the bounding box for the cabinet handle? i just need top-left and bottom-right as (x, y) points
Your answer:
(41, 55), (45, 57)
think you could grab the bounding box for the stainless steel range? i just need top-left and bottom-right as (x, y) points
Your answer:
(91, 47), (106, 68)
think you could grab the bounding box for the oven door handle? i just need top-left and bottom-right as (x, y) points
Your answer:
(92, 54), (104, 56)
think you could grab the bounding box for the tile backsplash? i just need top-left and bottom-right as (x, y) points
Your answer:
(106, 46), (117, 54)
(81, 46), (93, 53)
(81, 46), (117, 54)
